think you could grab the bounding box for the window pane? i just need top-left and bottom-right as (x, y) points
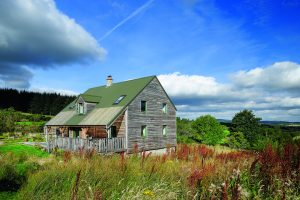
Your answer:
(141, 125), (147, 137)
(162, 103), (167, 113)
(113, 95), (126, 104)
(111, 126), (117, 138)
(79, 103), (84, 114)
(141, 101), (147, 112)
(163, 125), (167, 136)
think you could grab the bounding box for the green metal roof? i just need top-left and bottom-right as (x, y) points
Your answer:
(84, 76), (155, 108)
(80, 94), (102, 103)
(46, 76), (156, 126)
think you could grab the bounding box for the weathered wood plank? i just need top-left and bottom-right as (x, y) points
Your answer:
(127, 77), (177, 152)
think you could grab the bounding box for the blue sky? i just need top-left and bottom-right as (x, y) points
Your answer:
(0, 0), (300, 121)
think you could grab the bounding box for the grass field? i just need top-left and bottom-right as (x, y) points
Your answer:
(0, 142), (299, 199)
(0, 137), (49, 200)
(0, 143), (48, 158)
(15, 121), (45, 126)
(0, 134), (299, 200)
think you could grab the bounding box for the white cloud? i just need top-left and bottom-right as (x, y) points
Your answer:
(231, 61), (300, 90)
(31, 87), (78, 96)
(158, 72), (233, 98)
(158, 62), (300, 121)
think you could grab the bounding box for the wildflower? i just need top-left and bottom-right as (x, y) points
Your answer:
(166, 160), (173, 165)
(143, 189), (155, 197)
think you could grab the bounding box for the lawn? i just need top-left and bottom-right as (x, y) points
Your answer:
(15, 121), (45, 126)
(0, 142), (48, 158)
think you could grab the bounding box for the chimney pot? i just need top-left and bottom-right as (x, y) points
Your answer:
(106, 75), (113, 87)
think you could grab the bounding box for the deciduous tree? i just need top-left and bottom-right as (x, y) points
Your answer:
(192, 115), (228, 145)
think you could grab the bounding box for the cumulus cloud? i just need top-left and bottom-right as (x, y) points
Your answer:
(158, 62), (300, 121)
(0, 0), (106, 88)
(231, 61), (300, 91)
(158, 72), (256, 105)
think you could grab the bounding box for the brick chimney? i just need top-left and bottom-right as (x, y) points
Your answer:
(106, 75), (113, 87)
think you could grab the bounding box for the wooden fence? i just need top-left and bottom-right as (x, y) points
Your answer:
(48, 136), (126, 153)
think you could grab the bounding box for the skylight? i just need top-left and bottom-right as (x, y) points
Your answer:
(113, 95), (126, 104)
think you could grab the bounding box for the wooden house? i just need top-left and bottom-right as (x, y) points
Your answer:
(45, 75), (177, 153)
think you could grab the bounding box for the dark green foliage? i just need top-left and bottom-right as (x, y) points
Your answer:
(226, 131), (249, 149)
(176, 117), (196, 143)
(0, 108), (52, 133)
(0, 153), (40, 192)
(192, 115), (228, 145)
(0, 108), (18, 133)
(0, 88), (75, 115)
(232, 110), (261, 146)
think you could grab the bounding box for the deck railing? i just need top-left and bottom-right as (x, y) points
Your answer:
(48, 136), (126, 153)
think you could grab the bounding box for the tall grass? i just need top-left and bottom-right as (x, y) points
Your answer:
(0, 142), (298, 199)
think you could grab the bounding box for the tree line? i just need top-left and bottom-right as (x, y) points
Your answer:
(0, 88), (76, 115)
(177, 109), (300, 150)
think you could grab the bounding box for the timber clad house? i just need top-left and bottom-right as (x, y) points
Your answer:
(45, 75), (177, 153)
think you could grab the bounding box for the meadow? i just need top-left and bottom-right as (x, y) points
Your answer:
(0, 139), (299, 200)
(1, 109), (300, 199)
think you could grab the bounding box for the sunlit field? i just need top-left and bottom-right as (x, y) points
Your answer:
(1, 143), (299, 200)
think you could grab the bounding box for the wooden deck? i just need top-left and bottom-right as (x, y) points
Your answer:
(47, 136), (126, 153)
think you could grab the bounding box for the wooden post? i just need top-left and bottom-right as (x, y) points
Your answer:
(125, 109), (128, 151)
(45, 126), (50, 153)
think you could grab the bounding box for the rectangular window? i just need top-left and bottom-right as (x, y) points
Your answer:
(79, 103), (84, 114)
(110, 126), (117, 138)
(162, 103), (168, 114)
(141, 125), (148, 137)
(113, 95), (126, 104)
(162, 125), (167, 136)
(141, 101), (147, 112)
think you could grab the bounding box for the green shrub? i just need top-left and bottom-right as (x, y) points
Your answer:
(226, 131), (249, 149)
(0, 153), (39, 192)
(192, 115), (228, 145)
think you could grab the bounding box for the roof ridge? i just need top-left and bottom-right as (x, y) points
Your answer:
(88, 75), (156, 90)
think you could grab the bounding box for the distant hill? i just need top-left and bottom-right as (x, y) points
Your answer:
(260, 121), (300, 126)
(218, 119), (300, 126)
(217, 119), (232, 123)
(0, 88), (76, 115)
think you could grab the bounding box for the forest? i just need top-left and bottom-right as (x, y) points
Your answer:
(0, 88), (75, 115)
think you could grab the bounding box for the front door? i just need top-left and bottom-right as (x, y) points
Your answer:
(110, 126), (117, 138)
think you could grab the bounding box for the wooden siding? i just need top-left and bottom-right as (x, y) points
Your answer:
(127, 77), (176, 152)
(85, 103), (96, 113)
(87, 126), (107, 138)
(111, 111), (126, 137)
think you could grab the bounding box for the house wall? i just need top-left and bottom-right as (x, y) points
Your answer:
(111, 111), (126, 137)
(127, 77), (176, 152)
(87, 126), (107, 138)
(85, 103), (96, 113)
